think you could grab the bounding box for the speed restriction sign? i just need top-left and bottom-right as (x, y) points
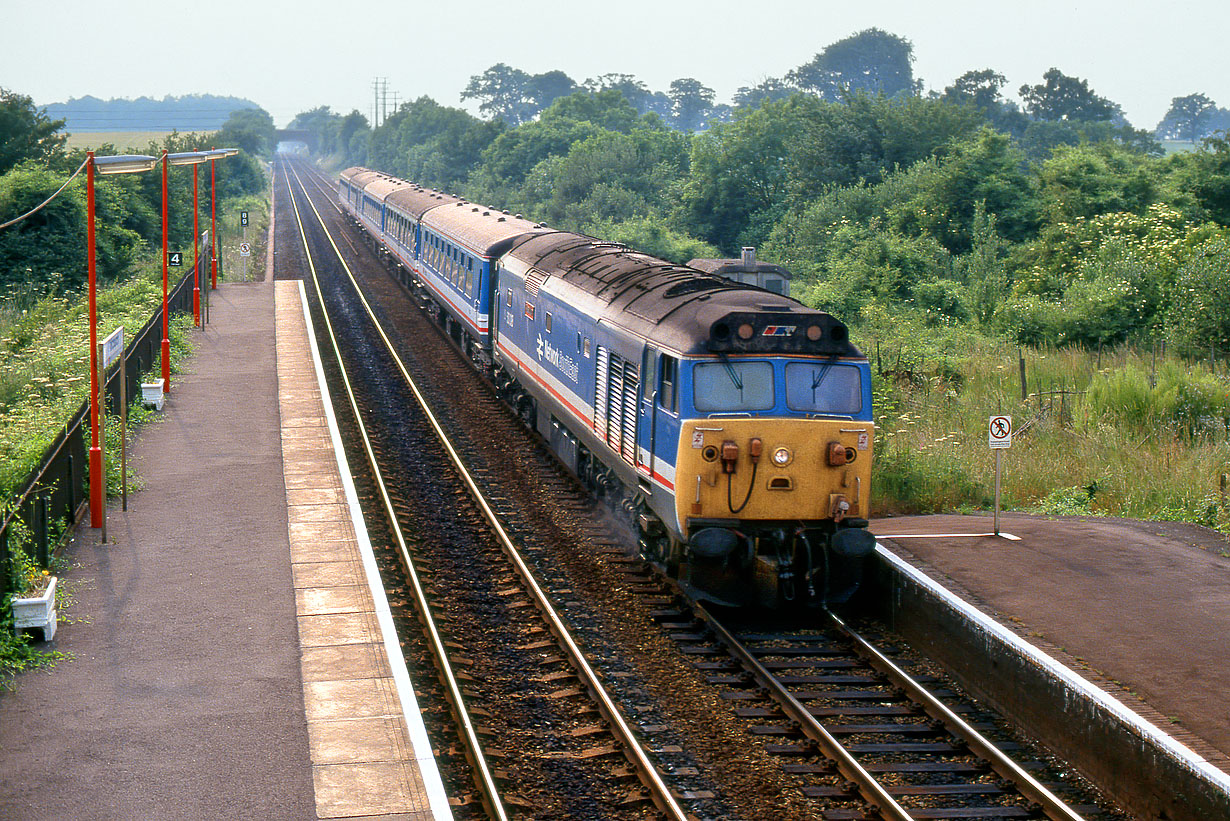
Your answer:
(988, 415), (1012, 448)
(238, 242), (251, 257)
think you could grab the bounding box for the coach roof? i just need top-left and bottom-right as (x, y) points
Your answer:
(421, 202), (554, 257)
(386, 187), (462, 220)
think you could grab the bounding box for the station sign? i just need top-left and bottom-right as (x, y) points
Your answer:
(167, 251), (183, 267)
(238, 242), (251, 257)
(102, 327), (124, 368)
(988, 415), (1012, 449)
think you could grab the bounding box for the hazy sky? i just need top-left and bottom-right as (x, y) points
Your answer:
(6, 0), (1228, 130)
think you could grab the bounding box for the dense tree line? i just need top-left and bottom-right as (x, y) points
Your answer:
(259, 32), (1227, 357)
(0, 89), (267, 296)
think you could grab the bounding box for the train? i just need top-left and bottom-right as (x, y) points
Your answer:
(337, 165), (876, 608)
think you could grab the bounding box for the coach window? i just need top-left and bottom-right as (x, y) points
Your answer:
(659, 355), (678, 413)
(465, 270), (474, 293)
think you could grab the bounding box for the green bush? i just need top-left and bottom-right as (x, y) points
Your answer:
(1082, 362), (1230, 438)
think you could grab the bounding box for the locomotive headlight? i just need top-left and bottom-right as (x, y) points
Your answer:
(806, 325), (823, 341)
(772, 446), (792, 467)
(737, 323), (755, 340)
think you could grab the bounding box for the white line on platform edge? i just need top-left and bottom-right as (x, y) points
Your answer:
(876, 543), (1230, 792)
(880, 532), (1021, 541)
(297, 280), (454, 820)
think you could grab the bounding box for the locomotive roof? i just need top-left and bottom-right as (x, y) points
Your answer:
(507, 232), (860, 358)
(339, 166), (367, 181)
(421, 202), (554, 257)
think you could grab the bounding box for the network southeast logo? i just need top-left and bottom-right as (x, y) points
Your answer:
(762, 325), (796, 336)
(536, 334), (580, 383)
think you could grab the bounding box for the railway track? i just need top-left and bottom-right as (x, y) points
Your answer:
(277, 157), (693, 819)
(273, 156), (1123, 821)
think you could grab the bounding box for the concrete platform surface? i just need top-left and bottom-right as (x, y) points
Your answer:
(873, 511), (1230, 772)
(0, 281), (447, 820)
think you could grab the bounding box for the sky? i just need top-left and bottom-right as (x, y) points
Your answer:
(5, 0), (1228, 130)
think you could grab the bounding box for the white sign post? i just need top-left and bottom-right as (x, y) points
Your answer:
(988, 415), (1012, 535)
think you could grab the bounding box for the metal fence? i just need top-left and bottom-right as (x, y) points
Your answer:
(1, 261), (202, 598)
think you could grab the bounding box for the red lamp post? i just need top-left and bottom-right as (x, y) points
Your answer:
(160, 151), (209, 392)
(210, 147), (217, 290)
(88, 152), (158, 527)
(192, 162), (201, 325)
(204, 148), (239, 291)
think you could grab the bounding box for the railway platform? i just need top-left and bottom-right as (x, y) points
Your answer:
(872, 512), (1230, 813)
(0, 280), (450, 820)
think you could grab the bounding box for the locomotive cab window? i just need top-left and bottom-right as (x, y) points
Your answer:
(693, 360), (774, 412)
(545, 312), (552, 333)
(784, 362), (863, 415)
(659, 355), (678, 413)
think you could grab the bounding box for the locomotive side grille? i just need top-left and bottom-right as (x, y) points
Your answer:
(594, 347), (639, 465)
(595, 346), (610, 444)
(621, 361), (639, 466)
(608, 353), (625, 454)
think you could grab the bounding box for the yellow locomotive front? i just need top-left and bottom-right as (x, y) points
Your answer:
(655, 312), (878, 607)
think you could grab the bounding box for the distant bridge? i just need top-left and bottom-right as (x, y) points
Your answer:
(274, 129), (317, 152)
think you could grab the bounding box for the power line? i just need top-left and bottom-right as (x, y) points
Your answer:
(0, 158), (88, 232)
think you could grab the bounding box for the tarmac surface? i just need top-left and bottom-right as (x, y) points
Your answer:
(0, 282), (317, 820)
(873, 511), (1230, 772)
(0, 281), (442, 820)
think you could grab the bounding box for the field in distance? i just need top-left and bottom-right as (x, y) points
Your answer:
(64, 132), (210, 152)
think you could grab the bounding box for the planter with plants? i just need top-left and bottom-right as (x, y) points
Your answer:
(12, 573), (57, 641)
(8, 546), (58, 642)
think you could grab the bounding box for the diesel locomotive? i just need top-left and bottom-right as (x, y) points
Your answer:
(338, 166), (876, 607)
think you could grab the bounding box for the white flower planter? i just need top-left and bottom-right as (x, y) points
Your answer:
(141, 382), (165, 411)
(12, 576), (57, 641)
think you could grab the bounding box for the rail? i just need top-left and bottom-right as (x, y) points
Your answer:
(282, 156), (690, 820)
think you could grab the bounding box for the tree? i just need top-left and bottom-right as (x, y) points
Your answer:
(1035, 141), (1161, 223)
(526, 70), (577, 112)
(0, 88), (66, 176)
(541, 89), (641, 134)
(680, 96), (809, 252)
(1171, 133), (1230, 225)
(219, 107), (275, 157)
(943, 69), (1008, 112)
(786, 92), (985, 203)
(668, 78), (715, 131)
(463, 65), (580, 126)
(1166, 239), (1230, 353)
(1019, 68), (1123, 123)
(733, 78), (794, 110)
(788, 28), (917, 101)
(584, 74), (672, 119)
(1157, 93), (1217, 142)
(462, 63), (534, 125)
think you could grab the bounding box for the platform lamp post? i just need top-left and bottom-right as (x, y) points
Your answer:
(159, 151), (210, 392)
(88, 152), (158, 528)
(206, 148), (239, 291)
